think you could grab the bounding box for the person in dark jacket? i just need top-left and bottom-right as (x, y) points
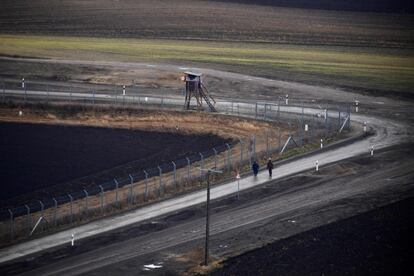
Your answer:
(267, 157), (274, 178)
(252, 160), (259, 177)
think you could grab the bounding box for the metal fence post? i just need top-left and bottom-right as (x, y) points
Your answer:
(338, 106), (341, 131)
(25, 204), (31, 235)
(93, 90), (95, 104)
(172, 161), (177, 189)
(252, 135), (256, 160)
(53, 197), (58, 226)
(158, 166), (163, 196)
(199, 153), (204, 177)
(144, 170), (149, 201)
(39, 200), (44, 232)
(264, 103), (267, 120)
(129, 174), (134, 204)
(186, 157), (191, 180)
(239, 139), (244, 163)
(255, 102), (258, 119)
(99, 185), (104, 214)
(213, 148), (218, 169)
(114, 179), (119, 207)
(278, 127), (281, 151)
(8, 209), (13, 240)
(225, 143), (231, 170)
(68, 194), (73, 223)
(266, 132), (269, 155)
(83, 189), (89, 214)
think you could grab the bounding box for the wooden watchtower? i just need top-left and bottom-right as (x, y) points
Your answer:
(183, 72), (216, 112)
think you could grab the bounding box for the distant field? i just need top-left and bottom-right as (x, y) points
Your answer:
(1, 35), (413, 97)
(0, 0), (413, 48)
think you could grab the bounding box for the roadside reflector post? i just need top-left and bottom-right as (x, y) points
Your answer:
(364, 121), (367, 132)
(370, 145), (374, 156)
(71, 234), (75, 247)
(114, 179), (119, 208)
(285, 94), (289, 105)
(320, 138), (323, 149)
(316, 160), (319, 171)
(355, 100), (359, 113)
(21, 78), (25, 89)
(305, 124), (309, 132)
(122, 85), (126, 96)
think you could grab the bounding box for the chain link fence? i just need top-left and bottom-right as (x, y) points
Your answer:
(0, 79), (351, 244)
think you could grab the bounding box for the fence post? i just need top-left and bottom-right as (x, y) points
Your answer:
(213, 148), (218, 169)
(338, 106), (341, 131)
(186, 157), (191, 181)
(114, 179), (119, 208)
(199, 153), (204, 177)
(225, 143), (231, 170)
(239, 139), (244, 163)
(99, 185), (104, 214)
(255, 102), (258, 119)
(172, 161), (177, 190)
(252, 135), (256, 160)
(53, 197), (58, 226)
(8, 209), (13, 240)
(264, 103), (267, 120)
(25, 204), (31, 235)
(39, 200), (44, 232)
(93, 90), (95, 104)
(129, 174), (134, 204)
(143, 170), (149, 201)
(266, 132), (269, 156)
(278, 97), (281, 121)
(83, 189), (89, 215)
(278, 127), (281, 152)
(68, 194), (73, 223)
(158, 166), (163, 196)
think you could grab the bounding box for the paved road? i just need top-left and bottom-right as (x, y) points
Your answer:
(0, 87), (410, 265)
(0, 60), (413, 274)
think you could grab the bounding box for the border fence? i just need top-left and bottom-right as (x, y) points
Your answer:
(0, 79), (351, 244)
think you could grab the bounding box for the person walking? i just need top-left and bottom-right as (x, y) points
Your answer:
(252, 160), (259, 177)
(267, 157), (274, 178)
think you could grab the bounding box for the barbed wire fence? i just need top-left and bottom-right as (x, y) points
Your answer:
(0, 79), (351, 244)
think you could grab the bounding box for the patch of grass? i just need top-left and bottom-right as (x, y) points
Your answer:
(0, 35), (413, 94)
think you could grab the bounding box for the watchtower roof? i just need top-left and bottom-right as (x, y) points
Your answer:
(184, 71), (202, 77)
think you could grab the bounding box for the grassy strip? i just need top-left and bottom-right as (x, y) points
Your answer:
(1, 35), (413, 94)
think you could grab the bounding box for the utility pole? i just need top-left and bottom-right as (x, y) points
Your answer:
(200, 168), (222, 266)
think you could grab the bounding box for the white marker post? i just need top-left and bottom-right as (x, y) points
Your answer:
(236, 172), (241, 200)
(364, 121), (367, 132)
(370, 145), (374, 156)
(315, 160), (319, 171)
(21, 78), (25, 89)
(285, 94), (289, 105)
(122, 85), (126, 96)
(71, 234), (75, 246)
(324, 109), (327, 120)
(320, 138), (323, 149)
(305, 124), (309, 132)
(355, 100), (359, 113)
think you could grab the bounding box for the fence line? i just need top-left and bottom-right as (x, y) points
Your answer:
(0, 79), (351, 243)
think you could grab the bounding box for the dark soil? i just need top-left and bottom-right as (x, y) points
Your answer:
(212, 198), (413, 276)
(0, 0), (412, 47)
(0, 122), (229, 206)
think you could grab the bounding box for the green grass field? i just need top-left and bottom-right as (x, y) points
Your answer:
(1, 35), (413, 96)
